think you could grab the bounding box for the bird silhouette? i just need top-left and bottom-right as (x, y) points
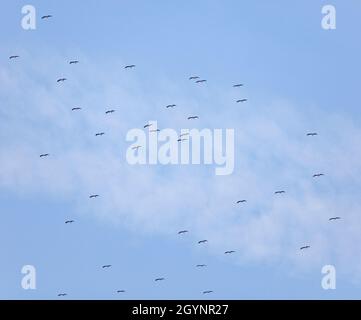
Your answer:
(71, 107), (81, 111)
(198, 240), (208, 244)
(179, 133), (189, 137)
(95, 132), (105, 136)
(236, 99), (248, 103)
(155, 278), (165, 281)
(178, 230), (188, 234)
(65, 220), (74, 224)
(166, 104), (176, 108)
(105, 109), (115, 114)
(69, 60), (79, 64)
(196, 264), (207, 267)
(144, 124), (153, 129)
(275, 191), (286, 194)
(224, 250), (235, 254)
(102, 265), (112, 268)
(150, 129), (160, 133)
(307, 133), (318, 136)
(329, 217), (341, 221)
(233, 84), (243, 87)
(203, 290), (213, 294)
(132, 145), (141, 150)
(41, 15), (52, 19)
(117, 290), (126, 293)
(89, 194), (99, 199)
(187, 116), (199, 120)
(313, 173), (325, 178)
(9, 55), (19, 59)
(124, 65), (136, 69)
(189, 76), (199, 80)
(236, 200), (247, 204)
(57, 78), (67, 83)
(177, 138), (188, 142)
(195, 79), (207, 83)
(39, 153), (49, 158)
(57, 293), (67, 297)
(300, 246), (310, 250)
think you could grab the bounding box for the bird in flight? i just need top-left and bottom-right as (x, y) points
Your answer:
(144, 123), (153, 129)
(89, 194), (99, 199)
(155, 278), (165, 282)
(236, 200), (247, 204)
(196, 264), (207, 267)
(117, 290), (126, 293)
(307, 132), (318, 136)
(198, 240), (208, 244)
(236, 99), (248, 103)
(313, 173), (325, 178)
(102, 265), (112, 269)
(179, 133), (189, 137)
(9, 55), (19, 59)
(203, 290), (213, 294)
(72, 107), (81, 111)
(65, 220), (74, 224)
(41, 15), (52, 19)
(57, 293), (67, 297)
(195, 79), (207, 83)
(105, 109), (115, 114)
(233, 84), (244, 87)
(166, 104), (176, 108)
(95, 132), (105, 136)
(224, 250), (235, 254)
(178, 230), (189, 235)
(188, 116), (199, 120)
(39, 153), (49, 158)
(132, 145), (141, 150)
(69, 60), (79, 64)
(329, 217), (341, 221)
(57, 78), (67, 83)
(150, 129), (160, 133)
(124, 64), (136, 69)
(189, 76), (199, 80)
(177, 138), (188, 142)
(300, 246), (310, 250)
(275, 191), (286, 194)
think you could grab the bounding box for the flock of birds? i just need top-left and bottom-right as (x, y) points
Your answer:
(7, 13), (342, 298)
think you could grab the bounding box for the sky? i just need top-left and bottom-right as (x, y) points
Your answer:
(0, 0), (361, 299)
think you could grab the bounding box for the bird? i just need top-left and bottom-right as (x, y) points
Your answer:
(95, 132), (105, 136)
(155, 278), (165, 282)
(69, 60), (79, 64)
(307, 132), (318, 136)
(236, 200), (247, 204)
(39, 153), (49, 158)
(189, 76), (199, 80)
(198, 240), (208, 244)
(275, 191), (286, 194)
(105, 109), (115, 114)
(132, 145), (141, 150)
(233, 84), (243, 87)
(236, 99), (248, 103)
(224, 250), (235, 254)
(150, 129), (160, 133)
(187, 116), (199, 120)
(144, 124), (153, 129)
(195, 79), (207, 83)
(41, 15), (52, 19)
(300, 246), (310, 250)
(116, 290), (126, 293)
(313, 173), (325, 178)
(329, 217), (341, 221)
(71, 107), (81, 111)
(57, 293), (67, 297)
(124, 64), (136, 69)
(196, 264), (207, 267)
(177, 138), (188, 142)
(203, 290), (213, 294)
(57, 78), (67, 83)
(179, 133), (189, 137)
(65, 220), (74, 224)
(102, 265), (112, 269)
(89, 194), (99, 199)
(166, 104), (176, 108)
(9, 55), (19, 59)
(178, 230), (188, 234)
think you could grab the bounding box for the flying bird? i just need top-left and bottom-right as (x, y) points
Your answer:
(313, 173), (325, 178)
(187, 116), (199, 120)
(124, 64), (136, 69)
(233, 84), (244, 87)
(236, 200), (247, 204)
(189, 76), (199, 80)
(102, 265), (112, 269)
(9, 55), (19, 59)
(144, 124), (153, 129)
(71, 107), (81, 111)
(203, 291), (213, 294)
(195, 79), (207, 83)
(89, 194), (99, 199)
(39, 153), (49, 158)
(95, 132), (105, 136)
(236, 99), (248, 103)
(150, 129), (160, 133)
(178, 230), (188, 235)
(196, 264), (207, 267)
(166, 104), (176, 108)
(117, 290), (126, 293)
(275, 191), (286, 194)
(57, 78), (67, 83)
(300, 246), (310, 250)
(105, 109), (115, 114)
(224, 250), (235, 254)
(329, 217), (341, 221)
(57, 293), (67, 297)
(41, 15), (52, 19)
(132, 145), (141, 150)
(177, 138), (188, 142)
(198, 240), (208, 244)
(179, 133), (189, 137)
(65, 220), (74, 224)
(307, 132), (318, 136)
(155, 278), (165, 282)
(69, 60), (79, 64)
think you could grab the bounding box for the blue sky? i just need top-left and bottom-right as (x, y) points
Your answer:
(1, 0), (361, 299)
